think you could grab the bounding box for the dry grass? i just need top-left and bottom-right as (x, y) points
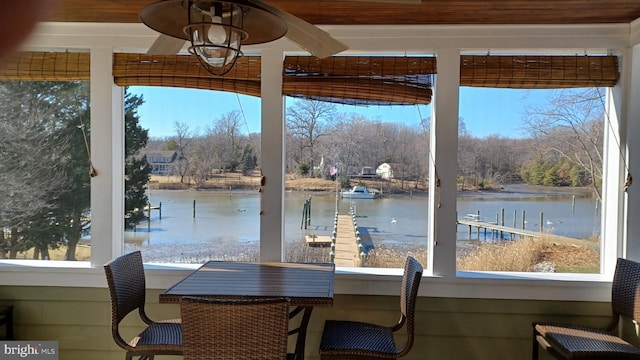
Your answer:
(365, 244), (428, 268)
(149, 173), (425, 194)
(12, 238), (599, 273)
(17, 241), (328, 263)
(150, 173), (327, 191)
(457, 236), (600, 273)
(458, 239), (542, 272)
(537, 242), (600, 272)
(285, 175), (340, 192)
(15, 244), (91, 261)
(150, 173), (261, 190)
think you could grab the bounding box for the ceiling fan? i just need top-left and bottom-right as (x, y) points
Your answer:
(140, 0), (421, 75)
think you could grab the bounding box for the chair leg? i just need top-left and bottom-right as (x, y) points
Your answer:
(532, 326), (539, 360)
(6, 310), (13, 340)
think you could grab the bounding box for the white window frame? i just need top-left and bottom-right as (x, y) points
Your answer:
(1, 21), (638, 302)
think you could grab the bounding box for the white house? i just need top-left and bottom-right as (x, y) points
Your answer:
(377, 163), (393, 180)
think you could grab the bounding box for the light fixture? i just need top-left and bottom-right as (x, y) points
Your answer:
(141, 0), (288, 76)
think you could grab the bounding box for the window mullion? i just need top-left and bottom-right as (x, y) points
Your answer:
(260, 47), (285, 262)
(430, 48), (461, 277)
(90, 46), (124, 267)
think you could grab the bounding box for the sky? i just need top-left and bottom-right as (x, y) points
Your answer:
(130, 86), (554, 139)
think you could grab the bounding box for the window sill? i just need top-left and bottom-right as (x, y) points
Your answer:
(0, 261), (612, 302)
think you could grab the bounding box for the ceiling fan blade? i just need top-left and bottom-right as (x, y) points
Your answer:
(345, 0), (421, 3)
(147, 34), (186, 55)
(253, 0), (348, 59)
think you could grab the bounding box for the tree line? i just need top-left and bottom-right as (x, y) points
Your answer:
(147, 88), (604, 199)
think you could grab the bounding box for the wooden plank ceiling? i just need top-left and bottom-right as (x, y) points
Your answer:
(46, 0), (640, 26)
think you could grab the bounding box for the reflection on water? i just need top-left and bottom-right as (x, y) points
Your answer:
(126, 189), (599, 262)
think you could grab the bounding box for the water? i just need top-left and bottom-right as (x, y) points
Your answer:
(125, 189), (600, 260)
(457, 197), (600, 240)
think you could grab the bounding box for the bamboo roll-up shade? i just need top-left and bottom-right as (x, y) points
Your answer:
(284, 78), (432, 105)
(116, 76), (262, 97)
(2, 52), (617, 103)
(113, 53), (262, 96)
(0, 51), (90, 81)
(459, 55), (619, 88)
(283, 56), (435, 105)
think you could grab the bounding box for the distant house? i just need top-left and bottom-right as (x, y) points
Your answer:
(141, 150), (178, 175)
(346, 165), (380, 179)
(378, 162), (416, 181)
(377, 163), (394, 180)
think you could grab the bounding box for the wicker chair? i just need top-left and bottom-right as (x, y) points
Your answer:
(533, 257), (640, 359)
(319, 256), (423, 360)
(180, 296), (290, 360)
(104, 251), (182, 360)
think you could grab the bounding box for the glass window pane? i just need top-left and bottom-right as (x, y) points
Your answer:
(125, 86), (261, 263)
(284, 99), (430, 268)
(456, 87), (603, 273)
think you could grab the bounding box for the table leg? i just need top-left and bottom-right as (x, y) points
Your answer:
(288, 306), (314, 360)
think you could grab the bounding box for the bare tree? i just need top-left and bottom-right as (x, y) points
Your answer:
(211, 110), (244, 171)
(189, 136), (217, 188)
(172, 121), (197, 184)
(287, 100), (335, 176)
(522, 88), (604, 200)
(477, 135), (528, 183)
(324, 114), (369, 179)
(366, 121), (399, 166)
(394, 124), (418, 189)
(457, 118), (475, 190)
(415, 116), (430, 188)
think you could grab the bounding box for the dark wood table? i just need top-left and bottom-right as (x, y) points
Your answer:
(160, 261), (335, 360)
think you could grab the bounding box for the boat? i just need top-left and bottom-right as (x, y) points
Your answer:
(340, 186), (381, 199)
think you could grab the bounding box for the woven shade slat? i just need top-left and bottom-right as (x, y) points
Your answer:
(114, 76), (261, 97)
(113, 53), (262, 81)
(284, 78), (433, 105)
(283, 55), (435, 105)
(459, 55), (619, 88)
(113, 53), (261, 97)
(0, 52), (90, 81)
(283, 56), (436, 77)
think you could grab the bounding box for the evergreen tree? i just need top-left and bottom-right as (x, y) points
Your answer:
(56, 82), (91, 260)
(543, 165), (560, 186)
(241, 145), (257, 175)
(124, 89), (151, 229)
(164, 139), (178, 151)
(520, 151), (548, 185)
(0, 80), (90, 260)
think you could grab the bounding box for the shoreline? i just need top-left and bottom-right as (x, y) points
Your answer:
(149, 180), (595, 200)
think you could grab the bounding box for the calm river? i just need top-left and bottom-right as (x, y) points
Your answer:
(125, 188), (600, 261)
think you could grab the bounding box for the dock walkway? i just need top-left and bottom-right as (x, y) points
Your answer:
(332, 214), (361, 267)
(457, 218), (579, 242)
(304, 210), (362, 267)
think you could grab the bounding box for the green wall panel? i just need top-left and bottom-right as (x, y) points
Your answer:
(0, 286), (615, 360)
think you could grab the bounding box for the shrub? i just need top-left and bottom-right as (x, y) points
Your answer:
(297, 163), (310, 175)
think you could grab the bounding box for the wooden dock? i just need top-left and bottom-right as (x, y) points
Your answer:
(304, 211), (363, 267)
(305, 234), (332, 246)
(332, 214), (362, 267)
(457, 219), (579, 242)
